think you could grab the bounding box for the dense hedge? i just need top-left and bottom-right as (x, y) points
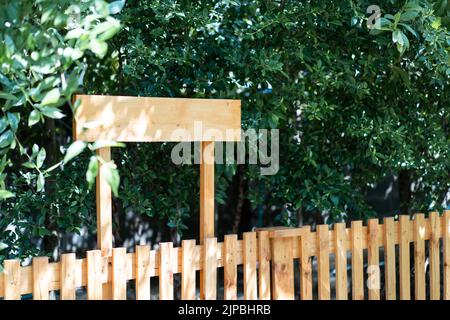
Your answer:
(1, 0), (450, 262)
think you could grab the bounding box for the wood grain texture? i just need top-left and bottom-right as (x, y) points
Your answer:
(334, 223), (348, 300)
(3, 214), (450, 301)
(351, 220), (364, 300)
(300, 226), (313, 300)
(159, 242), (174, 300)
(73, 94), (241, 142)
(202, 238), (217, 300)
(60, 253), (76, 300)
(135, 245), (151, 300)
(257, 231), (271, 300)
(384, 217), (396, 300)
(200, 141), (215, 242)
(96, 147), (113, 257)
(96, 147), (113, 300)
(367, 219), (380, 300)
(272, 237), (294, 300)
(4, 259), (21, 300)
(414, 213), (426, 300)
(181, 239), (196, 300)
(399, 215), (411, 300)
(112, 247), (127, 300)
(32, 256), (49, 300)
(317, 225), (330, 300)
(443, 210), (450, 300)
(243, 232), (257, 300)
(87, 250), (103, 300)
(429, 211), (440, 300)
(199, 141), (215, 299)
(223, 234), (237, 300)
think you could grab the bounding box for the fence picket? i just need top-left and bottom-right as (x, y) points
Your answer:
(243, 232), (257, 300)
(384, 217), (396, 300)
(351, 220), (364, 300)
(429, 212), (440, 300)
(61, 253), (76, 300)
(159, 242), (174, 300)
(334, 223), (347, 300)
(317, 225), (330, 300)
(32, 256), (49, 300)
(257, 231), (271, 300)
(203, 237), (217, 300)
(300, 226), (312, 300)
(399, 215), (411, 300)
(272, 237), (294, 299)
(414, 213), (426, 300)
(223, 234), (237, 300)
(444, 210), (450, 300)
(4, 259), (21, 300)
(367, 219), (380, 300)
(135, 245), (151, 300)
(3, 214), (450, 301)
(87, 250), (102, 300)
(112, 247), (127, 300)
(181, 240), (196, 300)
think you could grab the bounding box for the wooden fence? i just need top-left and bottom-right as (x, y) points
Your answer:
(1, 211), (449, 300)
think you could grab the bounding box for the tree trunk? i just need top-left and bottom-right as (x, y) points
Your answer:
(232, 164), (245, 233)
(398, 170), (411, 214)
(42, 118), (59, 260)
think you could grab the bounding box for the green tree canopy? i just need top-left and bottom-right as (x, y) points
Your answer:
(1, 0), (449, 261)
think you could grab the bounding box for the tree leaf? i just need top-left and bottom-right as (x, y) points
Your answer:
(64, 140), (87, 164)
(41, 88), (61, 106)
(86, 156), (99, 187)
(400, 10), (419, 22)
(89, 141), (125, 150)
(0, 92), (17, 101)
(103, 162), (120, 197)
(65, 28), (85, 39)
(392, 65), (411, 86)
(37, 173), (45, 192)
(7, 112), (19, 132)
(399, 23), (419, 39)
(40, 106), (65, 119)
(22, 161), (36, 169)
(0, 130), (14, 149)
(89, 39), (108, 58)
(108, 0), (125, 15)
(32, 144), (40, 157)
(0, 190), (15, 200)
(392, 29), (404, 45)
(28, 109), (41, 127)
(0, 117), (8, 134)
(401, 32), (410, 49)
(36, 147), (46, 168)
(431, 17), (441, 30)
(96, 19), (121, 41)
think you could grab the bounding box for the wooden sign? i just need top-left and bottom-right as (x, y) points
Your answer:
(72, 94), (242, 299)
(73, 94), (241, 142)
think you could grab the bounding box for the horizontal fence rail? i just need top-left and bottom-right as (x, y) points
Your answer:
(1, 211), (449, 300)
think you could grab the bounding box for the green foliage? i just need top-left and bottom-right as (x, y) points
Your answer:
(89, 0), (450, 233)
(0, 241), (6, 271)
(0, 0), (122, 261)
(1, 0), (450, 262)
(1, 153), (96, 261)
(0, 0), (122, 197)
(117, 143), (195, 236)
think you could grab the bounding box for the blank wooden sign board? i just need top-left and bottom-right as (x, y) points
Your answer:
(73, 94), (241, 280)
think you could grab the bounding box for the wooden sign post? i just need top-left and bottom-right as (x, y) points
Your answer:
(73, 94), (241, 299)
